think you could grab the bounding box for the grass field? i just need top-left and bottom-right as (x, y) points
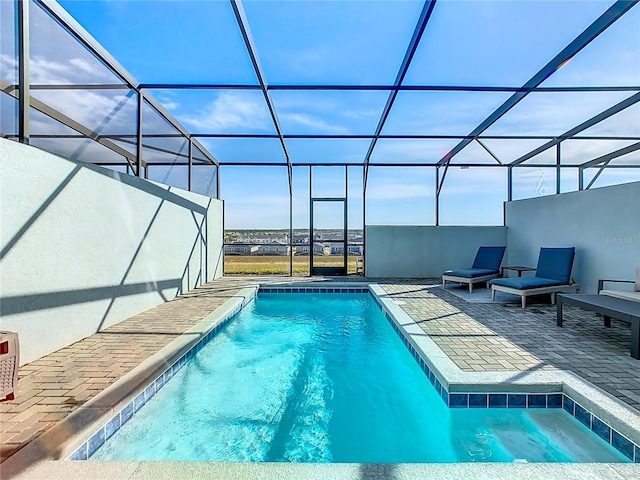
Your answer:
(224, 255), (363, 275)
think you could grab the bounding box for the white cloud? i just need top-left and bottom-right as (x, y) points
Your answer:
(181, 93), (271, 132)
(28, 55), (119, 85)
(159, 99), (179, 111)
(343, 109), (379, 119)
(279, 112), (348, 133)
(0, 54), (137, 135)
(0, 54), (17, 84)
(32, 88), (136, 134)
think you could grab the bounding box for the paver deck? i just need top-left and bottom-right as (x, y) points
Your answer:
(2, 276), (639, 466)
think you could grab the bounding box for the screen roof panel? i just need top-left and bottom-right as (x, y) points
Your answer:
(270, 90), (389, 135)
(242, 0), (424, 85)
(30, 88), (138, 136)
(155, 90), (277, 135)
(608, 150), (640, 166)
(484, 91), (635, 137)
(0, 0), (17, 84)
(403, 0), (616, 87)
(382, 91), (512, 136)
(575, 103), (640, 137)
(31, 0), (125, 86)
(30, 136), (128, 164)
(286, 139), (371, 164)
(369, 138), (460, 165)
(479, 139), (553, 164)
(561, 139), (638, 165)
(58, 0), (258, 84)
(198, 138), (286, 165)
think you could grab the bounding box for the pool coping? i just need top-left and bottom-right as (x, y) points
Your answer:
(3, 280), (640, 478)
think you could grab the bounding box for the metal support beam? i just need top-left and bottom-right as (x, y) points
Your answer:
(437, 163), (449, 196)
(14, 130), (640, 142)
(507, 166), (513, 201)
(216, 165), (221, 199)
(344, 166), (349, 275)
(476, 139), (503, 164)
(585, 168), (606, 190)
(578, 167), (584, 191)
(231, 0), (293, 196)
(435, 166), (440, 226)
(139, 83), (640, 93)
(556, 143), (561, 194)
(362, 165), (367, 276)
(436, 0), (637, 167)
(136, 91), (143, 177)
(17, 0), (30, 144)
(29, 84), (130, 90)
(510, 92), (640, 166)
(188, 138), (193, 191)
(581, 142), (640, 189)
(289, 184), (293, 277)
(363, 0), (437, 191)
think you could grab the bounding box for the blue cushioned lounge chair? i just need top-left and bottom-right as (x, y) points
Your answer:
(442, 246), (506, 293)
(490, 247), (580, 308)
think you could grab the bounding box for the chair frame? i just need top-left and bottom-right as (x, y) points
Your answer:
(491, 282), (580, 308)
(490, 247), (580, 308)
(442, 246), (506, 293)
(442, 273), (501, 294)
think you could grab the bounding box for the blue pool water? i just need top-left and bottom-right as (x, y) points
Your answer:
(92, 293), (629, 462)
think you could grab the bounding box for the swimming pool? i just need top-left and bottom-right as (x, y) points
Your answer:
(85, 290), (630, 463)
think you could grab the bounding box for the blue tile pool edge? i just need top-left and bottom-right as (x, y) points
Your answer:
(68, 283), (640, 463)
(68, 286), (259, 461)
(366, 285), (640, 463)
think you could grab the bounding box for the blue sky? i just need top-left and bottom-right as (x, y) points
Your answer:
(2, 0), (639, 228)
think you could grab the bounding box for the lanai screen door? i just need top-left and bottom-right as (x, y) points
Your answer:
(310, 198), (347, 276)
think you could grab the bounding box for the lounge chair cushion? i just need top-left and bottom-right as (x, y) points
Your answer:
(535, 247), (575, 285)
(445, 268), (499, 279)
(490, 277), (563, 290)
(472, 246), (507, 271)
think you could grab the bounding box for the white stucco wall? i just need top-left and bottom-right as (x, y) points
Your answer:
(505, 182), (640, 294)
(365, 226), (507, 278)
(0, 139), (223, 364)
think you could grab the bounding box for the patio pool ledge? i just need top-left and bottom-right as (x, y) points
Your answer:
(3, 281), (640, 480)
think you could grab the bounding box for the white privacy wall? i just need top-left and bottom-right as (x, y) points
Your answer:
(505, 182), (640, 294)
(365, 226), (507, 278)
(0, 139), (224, 364)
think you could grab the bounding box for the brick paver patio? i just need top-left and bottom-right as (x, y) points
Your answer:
(2, 276), (639, 464)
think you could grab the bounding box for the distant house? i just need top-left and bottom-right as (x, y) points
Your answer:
(329, 245), (344, 255)
(254, 245), (290, 256)
(224, 245), (253, 255)
(295, 244), (325, 256)
(326, 245), (362, 255)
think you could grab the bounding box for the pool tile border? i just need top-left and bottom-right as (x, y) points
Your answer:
(68, 290), (257, 461)
(368, 287), (640, 463)
(69, 283), (639, 463)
